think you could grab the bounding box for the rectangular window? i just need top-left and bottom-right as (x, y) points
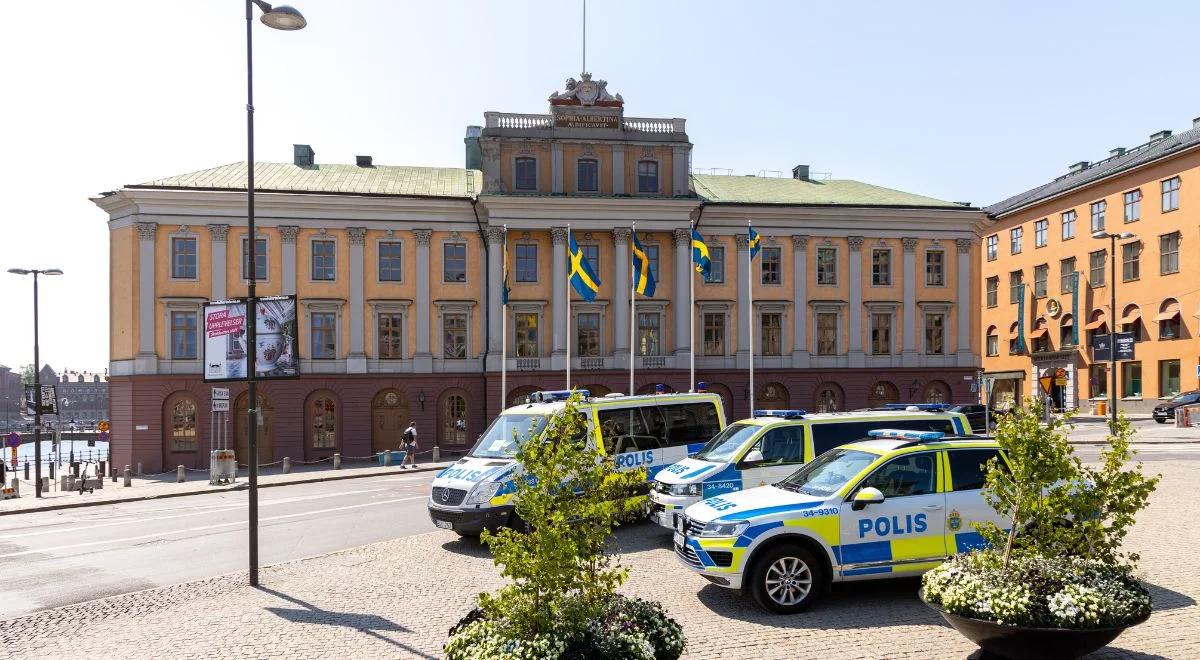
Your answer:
(311, 312), (337, 359)
(871, 313), (891, 355)
(703, 313), (725, 356)
(576, 312), (600, 357)
(816, 247), (837, 285)
(377, 313), (404, 359)
(1161, 176), (1180, 212)
(1033, 264), (1048, 298)
(1060, 257), (1076, 293)
(948, 449), (1002, 491)
(1090, 200), (1106, 232)
(576, 159), (598, 192)
(704, 246), (725, 283)
(761, 247), (781, 285)
(443, 243), (467, 282)
(1009, 270), (1023, 304)
(1034, 219), (1048, 247)
(443, 313), (467, 358)
(986, 235), (998, 261)
(1122, 361), (1142, 398)
(1160, 232), (1181, 274)
(871, 249), (892, 286)
(1061, 211), (1076, 240)
(515, 313), (538, 357)
(986, 332), (998, 357)
(637, 160), (659, 193)
(637, 312), (660, 356)
(514, 244), (538, 282)
(761, 312), (782, 356)
(1160, 360), (1181, 397)
(1060, 319), (1075, 347)
(1160, 313), (1181, 340)
(171, 237), (197, 279)
(1124, 189), (1141, 222)
(581, 244), (600, 280)
(1089, 250), (1106, 287)
(378, 242), (403, 282)
(985, 276), (998, 308)
(515, 157), (537, 191)
(645, 244), (660, 282)
(1010, 227), (1022, 254)
(925, 313), (945, 355)
(925, 250), (945, 286)
(311, 240), (336, 281)
(170, 311), (197, 359)
(816, 312), (838, 355)
(242, 237), (268, 281)
(1091, 364), (1108, 399)
(1122, 242), (1141, 281)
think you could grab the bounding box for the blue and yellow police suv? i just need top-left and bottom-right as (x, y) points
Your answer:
(674, 429), (1005, 613)
(428, 389), (724, 536)
(649, 406), (972, 532)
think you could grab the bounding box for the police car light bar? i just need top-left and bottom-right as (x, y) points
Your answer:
(868, 429), (946, 441)
(881, 403), (951, 412)
(528, 389), (591, 403)
(753, 409), (807, 419)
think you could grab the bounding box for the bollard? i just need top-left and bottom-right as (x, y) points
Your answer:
(382, 451), (392, 467)
(10, 478), (18, 496)
(123, 465), (132, 487)
(71, 462), (80, 477)
(24, 462), (30, 480)
(99, 460), (107, 476)
(136, 462), (142, 476)
(282, 457), (291, 474)
(433, 445), (441, 463)
(177, 465), (185, 483)
(333, 453), (341, 470)
(50, 462), (56, 480)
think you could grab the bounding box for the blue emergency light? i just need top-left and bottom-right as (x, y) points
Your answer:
(753, 409), (807, 419)
(882, 403), (951, 412)
(867, 429), (946, 440)
(528, 389), (590, 403)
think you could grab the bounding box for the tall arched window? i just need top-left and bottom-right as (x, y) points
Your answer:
(168, 395), (198, 452)
(310, 394), (337, 449)
(814, 382), (844, 413)
(1157, 298), (1182, 339)
(442, 391), (469, 446)
(758, 382), (789, 409)
(985, 325), (999, 357)
(924, 380), (951, 404)
(868, 381), (899, 408)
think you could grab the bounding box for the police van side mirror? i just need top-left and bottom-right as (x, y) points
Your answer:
(851, 487), (886, 511)
(740, 449), (765, 467)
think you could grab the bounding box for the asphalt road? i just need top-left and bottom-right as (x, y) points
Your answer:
(0, 470), (439, 620)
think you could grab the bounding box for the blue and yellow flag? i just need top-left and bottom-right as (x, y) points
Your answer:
(501, 238), (511, 305)
(568, 231), (601, 301)
(631, 230), (657, 297)
(748, 226), (762, 260)
(691, 230), (711, 278)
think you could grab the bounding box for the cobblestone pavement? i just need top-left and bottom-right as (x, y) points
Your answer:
(2, 460), (1195, 659)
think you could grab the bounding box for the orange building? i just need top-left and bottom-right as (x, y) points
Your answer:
(982, 118), (1200, 414)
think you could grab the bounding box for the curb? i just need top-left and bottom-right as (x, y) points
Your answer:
(0, 463), (450, 517)
(1069, 439), (1200, 445)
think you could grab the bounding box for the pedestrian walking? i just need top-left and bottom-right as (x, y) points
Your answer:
(402, 421), (419, 469)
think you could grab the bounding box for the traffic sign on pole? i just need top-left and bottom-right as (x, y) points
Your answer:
(1039, 376), (1054, 396)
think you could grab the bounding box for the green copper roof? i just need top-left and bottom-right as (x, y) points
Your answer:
(691, 174), (964, 208)
(132, 162), (481, 198)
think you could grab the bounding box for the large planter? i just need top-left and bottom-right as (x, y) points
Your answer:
(920, 590), (1148, 660)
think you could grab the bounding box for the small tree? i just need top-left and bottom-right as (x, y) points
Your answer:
(477, 394), (648, 639)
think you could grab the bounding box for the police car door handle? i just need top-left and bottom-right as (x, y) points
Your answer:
(922, 504), (943, 510)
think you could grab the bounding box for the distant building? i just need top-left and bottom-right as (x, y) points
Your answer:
(43, 367), (110, 424)
(0, 364), (22, 426)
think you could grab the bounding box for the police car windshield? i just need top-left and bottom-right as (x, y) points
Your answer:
(775, 448), (877, 497)
(694, 423), (759, 463)
(469, 414), (549, 459)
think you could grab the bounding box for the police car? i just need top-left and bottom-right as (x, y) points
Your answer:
(674, 429), (1006, 613)
(649, 406), (972, 532)
(428, 389), (724, 536)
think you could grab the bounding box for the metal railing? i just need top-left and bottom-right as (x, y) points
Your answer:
(579, 357), (605, 370)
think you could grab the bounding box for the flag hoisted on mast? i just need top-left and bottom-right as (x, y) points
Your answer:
(747, 223), (762, 418)
(690, 227), (712, 391)
(630, 225), (656, 394)
(568, 227), (601, 392)
(500, 225), (510, 411)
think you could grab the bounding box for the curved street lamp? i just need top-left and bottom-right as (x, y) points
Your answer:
(7, 267), (64, 497)
(1091, 230), (1136, 426)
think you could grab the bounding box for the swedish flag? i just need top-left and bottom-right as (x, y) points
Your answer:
(748, 226), (762, 260)
(631, 230), (657, 296)
(501, 240), (511, 305)
(691, 230), (711, 278)
(568, 232), (601, 301)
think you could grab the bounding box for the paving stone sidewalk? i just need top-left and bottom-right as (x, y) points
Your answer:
(2, 458), (1195, 659)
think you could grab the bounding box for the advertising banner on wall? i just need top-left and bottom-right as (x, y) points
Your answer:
(203, 295), (299, 382)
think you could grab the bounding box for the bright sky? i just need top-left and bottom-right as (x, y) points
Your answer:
(2, 0), (1199, 372)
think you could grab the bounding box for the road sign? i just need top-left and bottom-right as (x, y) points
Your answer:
(212, 387), (231, 401)
(1054, 367), (1068, 386)
(98, 420), (110, 432)
(1039, 376), (1054, 396)
(212, 399), (230, 413)
(3, 432), (20, 448)
(98, 430), (110, 443)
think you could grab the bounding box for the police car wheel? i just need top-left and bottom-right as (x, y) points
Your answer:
(751, 545), (823, 614)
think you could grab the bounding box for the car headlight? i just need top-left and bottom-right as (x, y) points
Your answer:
(668, 483), (703, 497)
(698, 520), (749, 537)
(464, 481), (502, 505)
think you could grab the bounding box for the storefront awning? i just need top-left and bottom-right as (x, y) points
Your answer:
(1119, 307), (1141, 325)
(1027, 327), (1049, 339)
(1007, 327), (1020, 340)
(1084, 318), (1107, 330)
(1155, 301), (1181, 322)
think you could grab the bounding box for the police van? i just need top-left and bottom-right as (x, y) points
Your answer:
(428, 389), (724, 536)
(648, 406), (972, 532)
(674, 429), (1006, 613)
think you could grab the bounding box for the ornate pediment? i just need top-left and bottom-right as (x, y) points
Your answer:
(548, 72), (623, 107)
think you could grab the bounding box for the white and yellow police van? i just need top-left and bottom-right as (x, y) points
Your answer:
(674, 429), (1005, 613)
(649, 406), (972, 532)
(428, 389), (724, 536)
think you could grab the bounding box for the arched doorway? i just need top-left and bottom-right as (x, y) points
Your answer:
(868, 381), (899, 408)
(306, 391), (340, 461)
(163, 392), (200, 469)
(924, 380), (951, 404)
(814, 382), (844, 413)
(507, 386), (539, 408)
(758, 382), (789, 409)
(371, 389), (409, 453)
(440, 389), (469, 448)
(234, 392), (274, 466)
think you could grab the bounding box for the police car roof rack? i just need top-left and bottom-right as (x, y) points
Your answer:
(868, 428), (989, 447)
(527, 389), (590, 404)
(881, 403), (951, 412)
(752, 409), (807, 419)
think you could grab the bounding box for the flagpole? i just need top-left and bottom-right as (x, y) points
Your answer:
(501, 224), (507, 411)
(689, 222), (696, 391)
(629, 222), (636, 395)
(747, 221), (755, 418)
(566, 225), (572, 391)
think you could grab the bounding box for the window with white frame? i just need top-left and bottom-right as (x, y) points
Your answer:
(170, 311), (198, 359)
(637, 160), (659, 193)
(761, 247), (781, 285)
(443, 313), (468, 358)
(576, 312), (600, 357)
(925, 250), (945, 286)
(703, 312), (725, 356)
(986, 276), (998, 308)
(1160, 232), (1181, 274)
(443, 243), (467, 282)
(637, 312), (660, 356)
(761, 312), (783, 356)
(816, 246), (837, 285)
(1161, 177), (1180, 212)
(311, 239), (336, 281)
(171, 237), (197, 279)
(986, 235), (998, 261)
(242, 236), (268, 280)
(704, 246), (725, 283)
(924, 313), (946, 355)
(515, 244), (538, 282)
(310, 311), (337, 359)
(514, 312), (539, 357)
(1060, 257), (1076, 293)
(1010, 227), (1022, 254)
(1061, 211), (1076, 240)
(378, 241), (403, 282)
(816, 312), (838, 355)
(1090, 200), (1107, 232)
(1034, 264), (1048, 298)
(1034, 218), (1048, 247)
(1124, 189), (1141, 222)
(871, 312), (892, 355)
(872, 248), (891, 285)
(378, 312), (404, 359)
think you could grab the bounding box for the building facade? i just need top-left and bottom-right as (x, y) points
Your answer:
(982, 118), (1200, 414)
(50, 368), (110, 425)
(95, 75), (986, 472)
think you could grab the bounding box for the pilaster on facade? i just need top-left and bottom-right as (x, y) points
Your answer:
(209, 224), (229, 301)
(611, 145), (626, 196)
(955, 238), (976, 367)
(279, 225), (300, 296)
(135, 222), (158, 374)
(551, 143), (564, 195)
(733, 232), (751, 368)
(901, 236), (919, 367)
(671, 146), (691, 197)
(611, 227), (632, 368)
(847, 235), (866, 368)
(413, 229), (434, 371)
(346, 227), (368, 374)
(550, 227), (568, 368)
(672, 228), (691, 357)
(484, 226), (506, 369)
(791, 234), (810, 367)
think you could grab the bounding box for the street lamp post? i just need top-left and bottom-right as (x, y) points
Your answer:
(8, 267), (64, 498)
(244, 0), (305, 587)
(1092, 230), (1135, 427)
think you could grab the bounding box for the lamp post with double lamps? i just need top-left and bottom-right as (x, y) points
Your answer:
(243, 0), (306, 587)
(1091, 230), (1136, 426)
(7, 267), (64, 498)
